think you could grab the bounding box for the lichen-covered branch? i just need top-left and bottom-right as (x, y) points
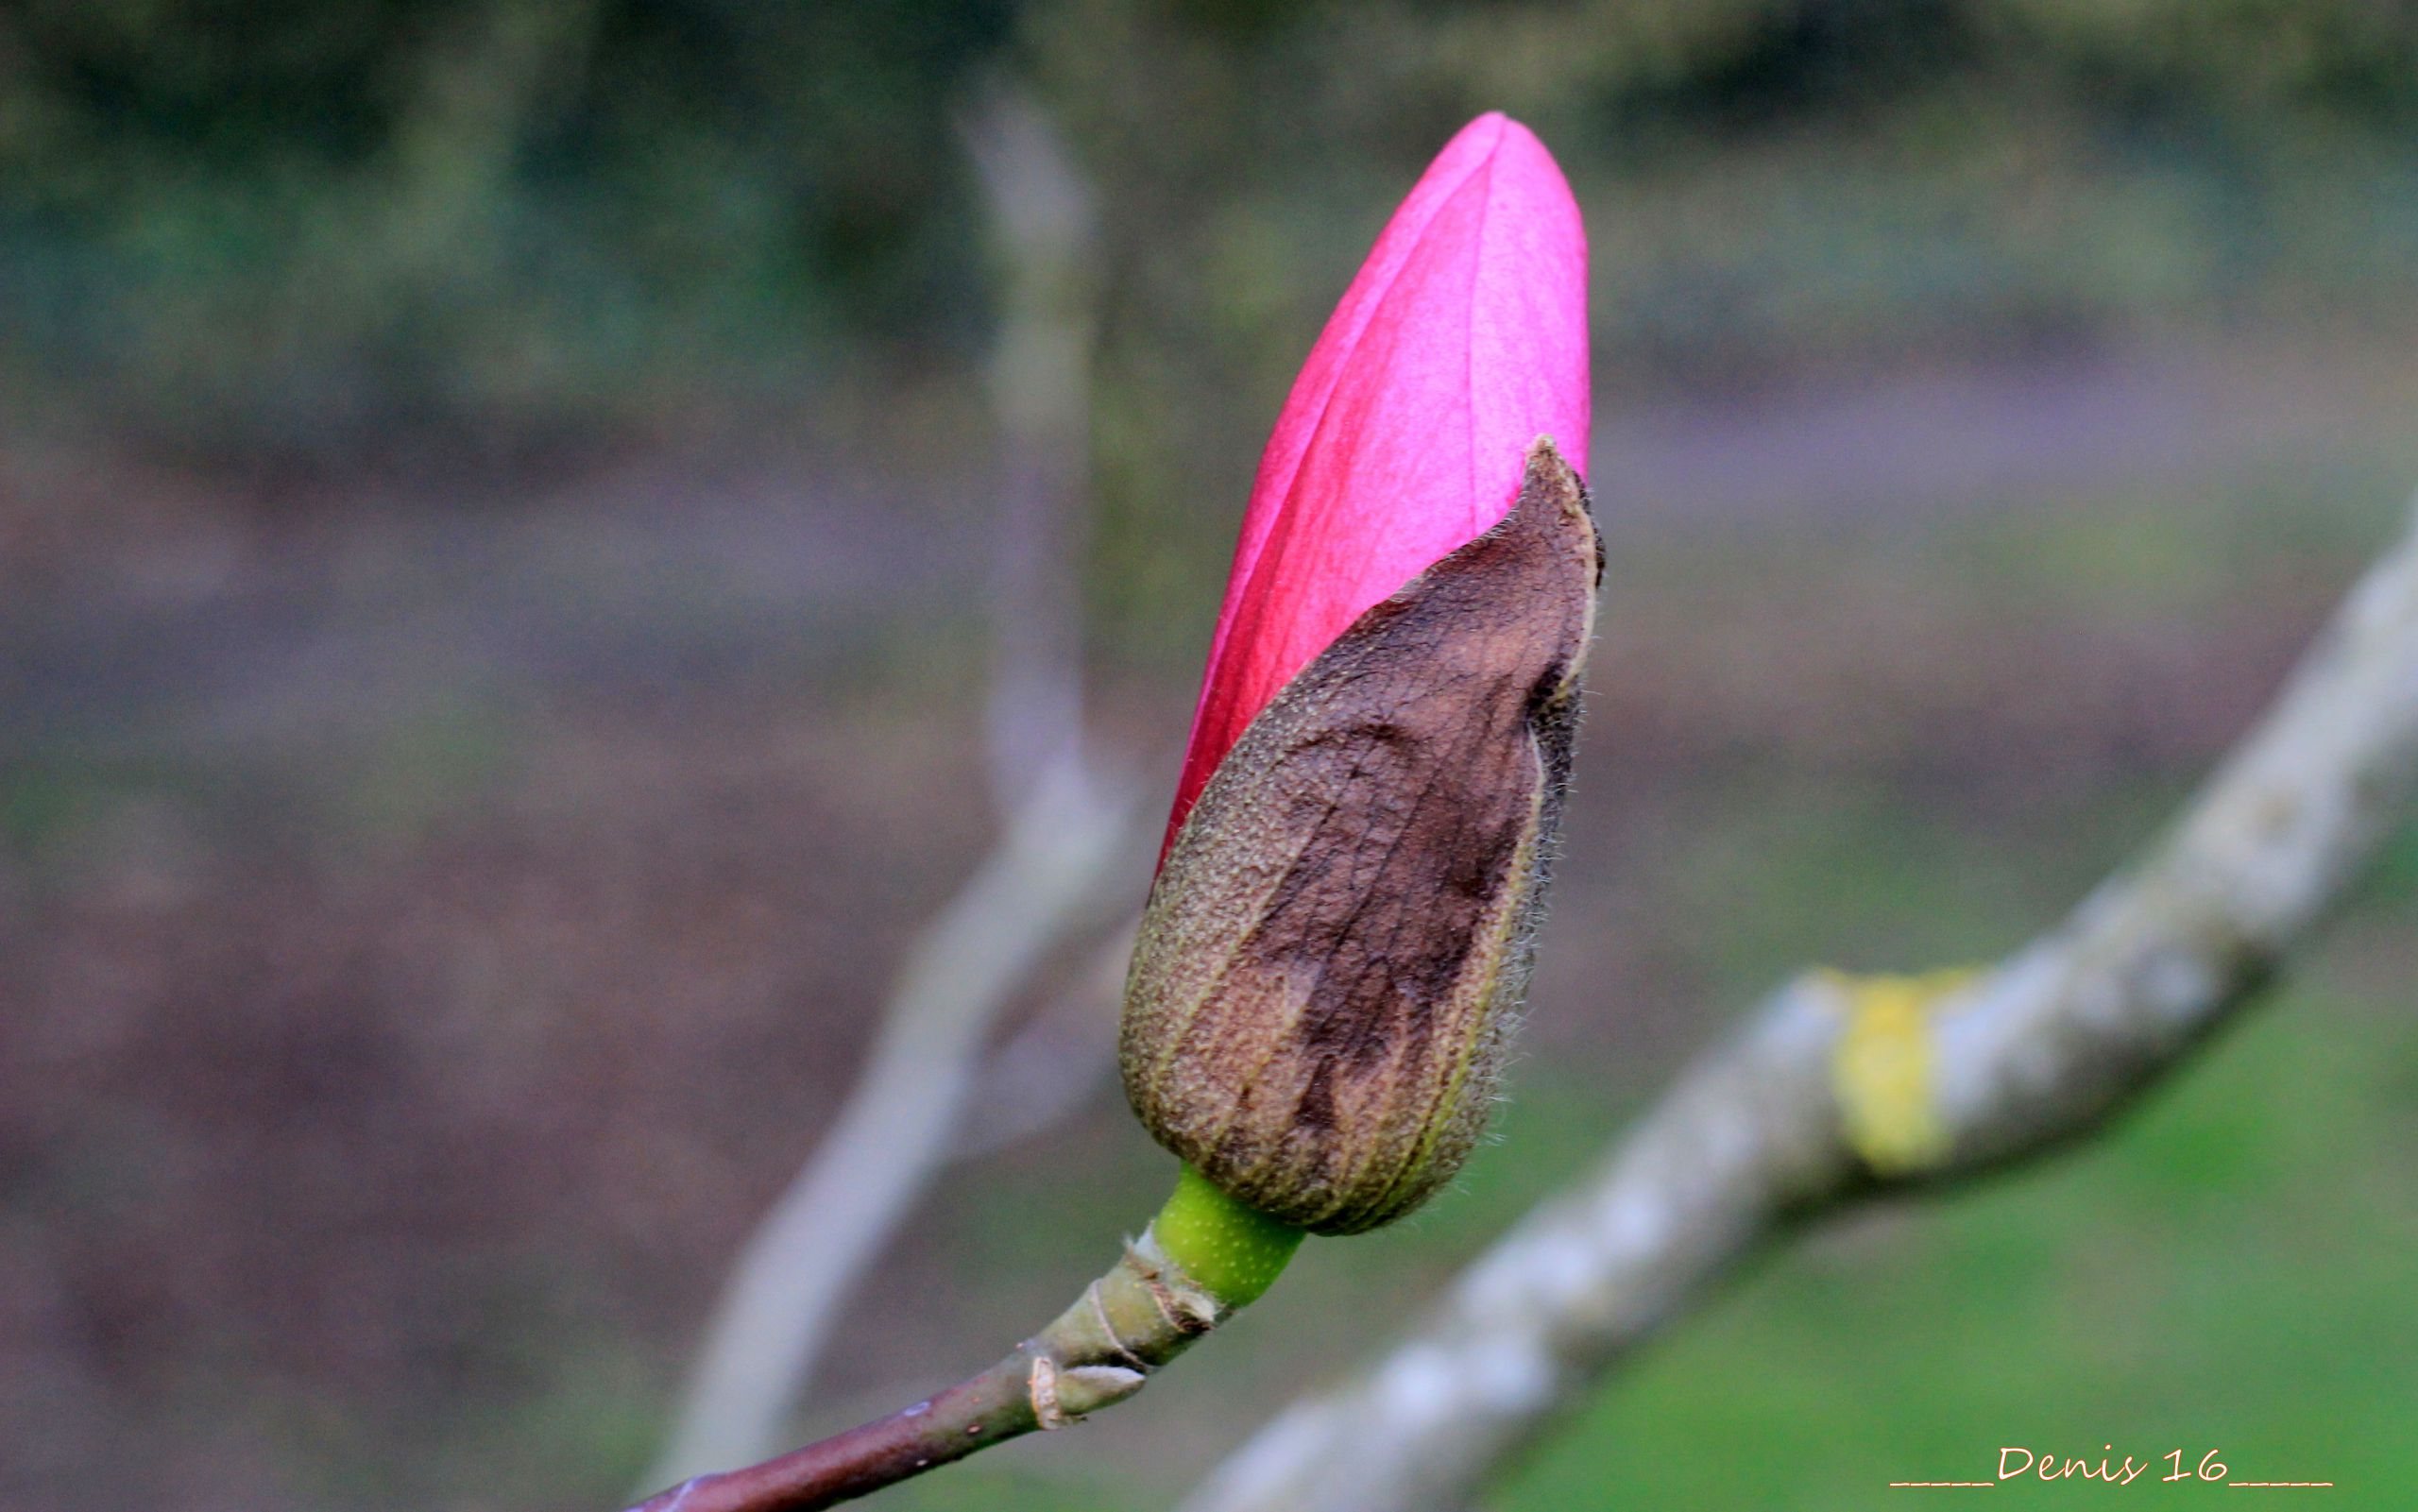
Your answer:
(1183, 492), (2418, 1512)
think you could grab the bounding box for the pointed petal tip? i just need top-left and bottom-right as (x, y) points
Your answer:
(1461, 112), (1568, 176)
(1439, 113), (1566, 195)
(1452, 110), (1510, 144)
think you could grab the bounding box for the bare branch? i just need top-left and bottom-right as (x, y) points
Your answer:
(962, 78), (1099, 807)
(954, 924), (1132, 1161)
(1183, 492), (2418, 1512)
(640, 759), (1147, 1487)
(639, 84), (1116, 1488)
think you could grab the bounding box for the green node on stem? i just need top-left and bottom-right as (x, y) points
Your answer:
(1148, 1163), (1306, 1308)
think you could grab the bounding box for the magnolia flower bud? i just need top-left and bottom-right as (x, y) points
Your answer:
(1121, 441), (1599, 1233)
(1116, 112), (1593, 1239)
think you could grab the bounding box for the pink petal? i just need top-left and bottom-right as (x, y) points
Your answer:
(1164, 112), (1590, 856)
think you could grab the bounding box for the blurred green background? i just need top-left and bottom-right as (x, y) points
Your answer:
(5, 2), (2417, 1509)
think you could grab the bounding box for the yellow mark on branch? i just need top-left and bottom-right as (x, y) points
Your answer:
(1825, 968), (1982, 1176)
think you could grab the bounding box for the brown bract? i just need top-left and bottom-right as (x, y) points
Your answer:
(1121, 439), (1601, 1234)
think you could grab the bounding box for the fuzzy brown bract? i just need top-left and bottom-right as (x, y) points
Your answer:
(1120, 439), (1601, 1234)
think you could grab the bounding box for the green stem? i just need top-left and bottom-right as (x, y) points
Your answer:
(1149, 1163), (1307, 1307)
